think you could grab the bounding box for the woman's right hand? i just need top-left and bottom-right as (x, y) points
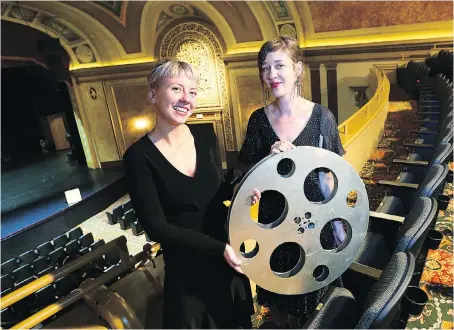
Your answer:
(224, 244), (244, 274)
(251, 188), (261, 205)
(270, 141), (296, 154)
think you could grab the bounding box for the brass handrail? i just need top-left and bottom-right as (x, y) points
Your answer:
(11, 244), (152, 329)
(0, 236), (131, 310)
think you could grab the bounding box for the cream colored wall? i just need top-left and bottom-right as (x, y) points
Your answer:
(336, 60), (404, 124)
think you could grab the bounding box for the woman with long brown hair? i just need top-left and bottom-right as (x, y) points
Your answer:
(239, 37), (346, 328)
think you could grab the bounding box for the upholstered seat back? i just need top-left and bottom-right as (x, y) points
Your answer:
(394, 197), (437, 256)
(356, 252), (415, 329)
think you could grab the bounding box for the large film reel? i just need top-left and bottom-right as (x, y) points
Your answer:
(228, 146), (369, 295)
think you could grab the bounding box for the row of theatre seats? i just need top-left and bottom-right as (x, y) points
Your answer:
(426, 50), (453, 82)
(0, 227), (123, 328)
(302, 59), (453, 328)
(398, 52), (453, 99)
(106, 199), (152, 241)
(0, 58), (451, 329)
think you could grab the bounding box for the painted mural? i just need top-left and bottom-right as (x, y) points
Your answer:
(308, 1), (454, 33)
(40, 17), (82, 44)
(95, 1), (124, 18)
(267, 1), (292, 21)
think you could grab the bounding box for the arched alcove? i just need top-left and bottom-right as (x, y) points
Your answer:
(159, 22), (235, 152)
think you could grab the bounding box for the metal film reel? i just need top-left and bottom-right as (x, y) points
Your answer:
(228, 146), (369, 295)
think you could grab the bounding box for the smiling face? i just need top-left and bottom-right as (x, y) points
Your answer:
(261, 49), (302, 99)
(149, 74), (198, 125)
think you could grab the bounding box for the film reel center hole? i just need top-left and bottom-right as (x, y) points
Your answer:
(256, 190), (288, 229)
(277, 158), (295, 178)
(270, 242), (305, 278)
(313, 265), (329, 282)
(347, 190), (361, 207)
(304, 168), (338, 203)
(240, 240), (259, 258)
(320, 219), (352, 252)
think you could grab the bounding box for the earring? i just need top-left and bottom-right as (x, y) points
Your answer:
(264, 87), (270, 101)
(295, 79), (302, 97)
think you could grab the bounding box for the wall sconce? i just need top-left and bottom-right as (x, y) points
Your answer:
(133, 118), (151, 131)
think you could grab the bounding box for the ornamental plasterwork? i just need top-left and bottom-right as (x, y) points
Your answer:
(156, 5), (213, 33)
(175, 40), (214, 99)
(1, 2), (98, 65)
(160, 23), (234, 150)
(74, 44), (96, 63)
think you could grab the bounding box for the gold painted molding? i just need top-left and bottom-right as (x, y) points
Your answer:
(227, 64), (263, 150)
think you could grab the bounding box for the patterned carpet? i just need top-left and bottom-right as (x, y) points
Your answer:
(251, 86), (453, 328)
(406, 184), (453, 330)
(360, 99), (421, 211)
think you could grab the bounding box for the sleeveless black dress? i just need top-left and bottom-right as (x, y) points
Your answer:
(238, 104), (345, 319)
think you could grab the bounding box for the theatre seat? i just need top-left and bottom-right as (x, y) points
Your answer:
(376, 164), (448, 216)
(303, 286), (359, 329)
(375, 196), (406, 216)
(36, 241), (54, 257)
(405, 119), (453, 150)
(303, 252), (415, 329)
(357, 197), (437, 269)
(393, 143), (452, 184)
(355, 233), (390, 269)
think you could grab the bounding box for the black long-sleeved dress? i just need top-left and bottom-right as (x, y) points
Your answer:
(238, 104), (345, 321)
(123, 125), (253, 329)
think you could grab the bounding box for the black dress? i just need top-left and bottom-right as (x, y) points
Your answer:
(238, 104), (345, 320)
(123, 125), (253, 329)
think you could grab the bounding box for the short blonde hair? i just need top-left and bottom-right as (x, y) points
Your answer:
(147, 59), (199, 91)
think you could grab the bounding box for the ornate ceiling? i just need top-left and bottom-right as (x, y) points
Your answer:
(1, 1), (452, 70)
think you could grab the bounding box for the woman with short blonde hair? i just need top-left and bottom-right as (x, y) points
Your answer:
(124, 59), (254, 328)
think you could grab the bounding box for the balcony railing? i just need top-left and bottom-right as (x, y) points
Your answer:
(338, 68), (390, 147)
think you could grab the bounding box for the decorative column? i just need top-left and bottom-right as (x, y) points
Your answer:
(325, 62), (339, 123)
(308, 63), (321, 104)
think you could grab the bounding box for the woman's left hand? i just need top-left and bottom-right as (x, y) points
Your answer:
(270, 141), (296, 154)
